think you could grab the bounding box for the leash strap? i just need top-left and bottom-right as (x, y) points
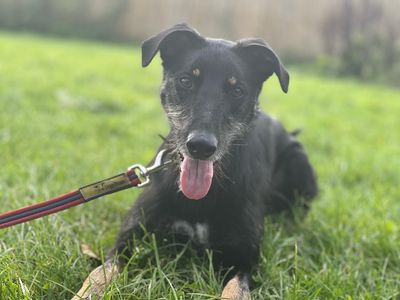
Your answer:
(0, 170), (140, 229)
(0, 150), (172, 230)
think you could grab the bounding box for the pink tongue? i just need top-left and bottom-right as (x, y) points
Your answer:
(180, 156), (214, 200)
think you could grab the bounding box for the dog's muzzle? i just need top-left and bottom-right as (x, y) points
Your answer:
(179, 131), (217, 200)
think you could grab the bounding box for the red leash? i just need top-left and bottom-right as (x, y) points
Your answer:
(0, 150), (171, 229)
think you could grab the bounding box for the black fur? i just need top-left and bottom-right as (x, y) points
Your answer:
(108, 24), (317, 296)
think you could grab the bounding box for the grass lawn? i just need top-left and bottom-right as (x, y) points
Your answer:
(0, 32), (399, 299)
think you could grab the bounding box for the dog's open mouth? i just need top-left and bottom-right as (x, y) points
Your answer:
(179, 155), (213, 200)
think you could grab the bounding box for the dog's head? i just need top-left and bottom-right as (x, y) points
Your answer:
(142, 23), (289, 200)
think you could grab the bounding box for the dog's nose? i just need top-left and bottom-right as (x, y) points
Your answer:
(186, 133), (217, 160)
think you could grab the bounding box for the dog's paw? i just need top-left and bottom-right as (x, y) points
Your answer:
(221, 275), (251, 300)
(71, 262), (120, 300)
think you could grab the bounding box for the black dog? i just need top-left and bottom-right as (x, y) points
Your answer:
(73, 23), (317, 300)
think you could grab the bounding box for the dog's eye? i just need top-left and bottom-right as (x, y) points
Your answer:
(231, 87), (244, 98)
(179, 77), (193, 89)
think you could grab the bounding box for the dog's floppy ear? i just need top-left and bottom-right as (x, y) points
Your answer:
(235, 38), (289, 93)
(142, 23), (205, 68)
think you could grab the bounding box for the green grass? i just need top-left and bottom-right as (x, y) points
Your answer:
(0, 32), (399, 299)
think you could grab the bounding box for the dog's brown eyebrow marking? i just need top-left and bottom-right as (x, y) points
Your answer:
(228, 76), (237, 85)
(192, 68), (201, 77)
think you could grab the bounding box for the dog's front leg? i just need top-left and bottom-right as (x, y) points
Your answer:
(72, 188), (163, 299)
(217, 246), (257, 300)
(217, 214), (264, 299)
(221, 271), (251, 300)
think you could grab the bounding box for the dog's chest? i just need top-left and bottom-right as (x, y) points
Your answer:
(171, 220), (210, 246)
